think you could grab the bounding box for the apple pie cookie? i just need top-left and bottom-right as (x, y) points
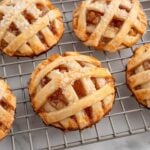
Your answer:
(73, 0), (147, 52)
(0, 0), (64, 56)
(127, 44), (150, 108)
(0, 79), (16, 140)
(29, 52), (115, 130)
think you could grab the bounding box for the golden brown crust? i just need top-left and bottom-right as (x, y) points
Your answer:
(0, 0), (64, 57)
(0, 79), (16, 140)
(29, 52), (115, 130)
(126, 44), (150, 108)
(73, 0), (147, 52)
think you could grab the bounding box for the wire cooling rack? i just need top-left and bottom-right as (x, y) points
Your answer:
(0, 0), (150, 150)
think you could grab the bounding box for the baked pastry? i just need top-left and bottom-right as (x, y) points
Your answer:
(73, 0), (147, 52)
(29, 52), (115, 130)
(0, 0), (64, 57)
(0, 79), (16, 140)
(127, 44), (150, 108)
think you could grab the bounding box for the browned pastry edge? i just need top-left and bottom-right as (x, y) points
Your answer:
(72, 0), (147, 52)
(2, 29), (64, 58)
(29, 86), (115, 131)
(126, 71), (150, 110)
(0, 79), (16, 140)
(44, 99), (115, 132)
(40, 89), (116, 131)
(29, 52), (116, 130)
(12, 17), (64, 58)
(0, 0), (64, 57)
(126, 44), (150, 109)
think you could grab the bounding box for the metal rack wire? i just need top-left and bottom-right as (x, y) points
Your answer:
(0, 0), (150, 150)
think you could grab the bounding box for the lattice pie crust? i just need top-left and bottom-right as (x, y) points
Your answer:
(0, 0), (64, 56)
(29, 52), (115, 130)
(127, 44), (150, 108)
(73, 0), (147, 52)
(0, 79), (16, 140)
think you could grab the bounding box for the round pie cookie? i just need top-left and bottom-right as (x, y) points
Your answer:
(127, 44), (150, 108)
(29, 52), (115, 130)
(0, 79), (16, 140)
(0, 0), (64, 57)
(73, 0), (147, 52)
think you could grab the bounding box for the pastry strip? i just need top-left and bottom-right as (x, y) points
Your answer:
(85, 0), (121, 46)
(41, 84), (114, 124)
(135, 89), (150, 101)
(30, 55), (100, 93)
(129, 70), (150, 88)
(128, 52), (150, 70)
(4, 9), (62, 55)
(105, 3), (139, 51)
(33, 68), (111, 111)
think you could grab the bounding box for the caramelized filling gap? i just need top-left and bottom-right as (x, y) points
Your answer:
(36, 3), (49, 17)
(8, 23), (20, 36)
(37, 32), (48, 48)
(85, 107), (93, 120)
(135, 85), (141, 90)
(87, 10), (103, 26)
(0, 39), (8, 49)
(76, 61), (86, 67)
(49, 21), (58, 35)
(109, 19), (123, 28)
(55, 65), (68, 73)
(40, 76), (51, 87)
(0, 98), (13, 112)
(101, 37), (112, 45)
(119, 5), (130, 13)
(0, 13), (4, 21)
(128, 27), (138, 36)
(23, 10), (36, 24)
(48, 88), (67, 110)
(91, 77), (99, 90)
(73, 80), (86, 99)
(36, 3), (48, 12)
